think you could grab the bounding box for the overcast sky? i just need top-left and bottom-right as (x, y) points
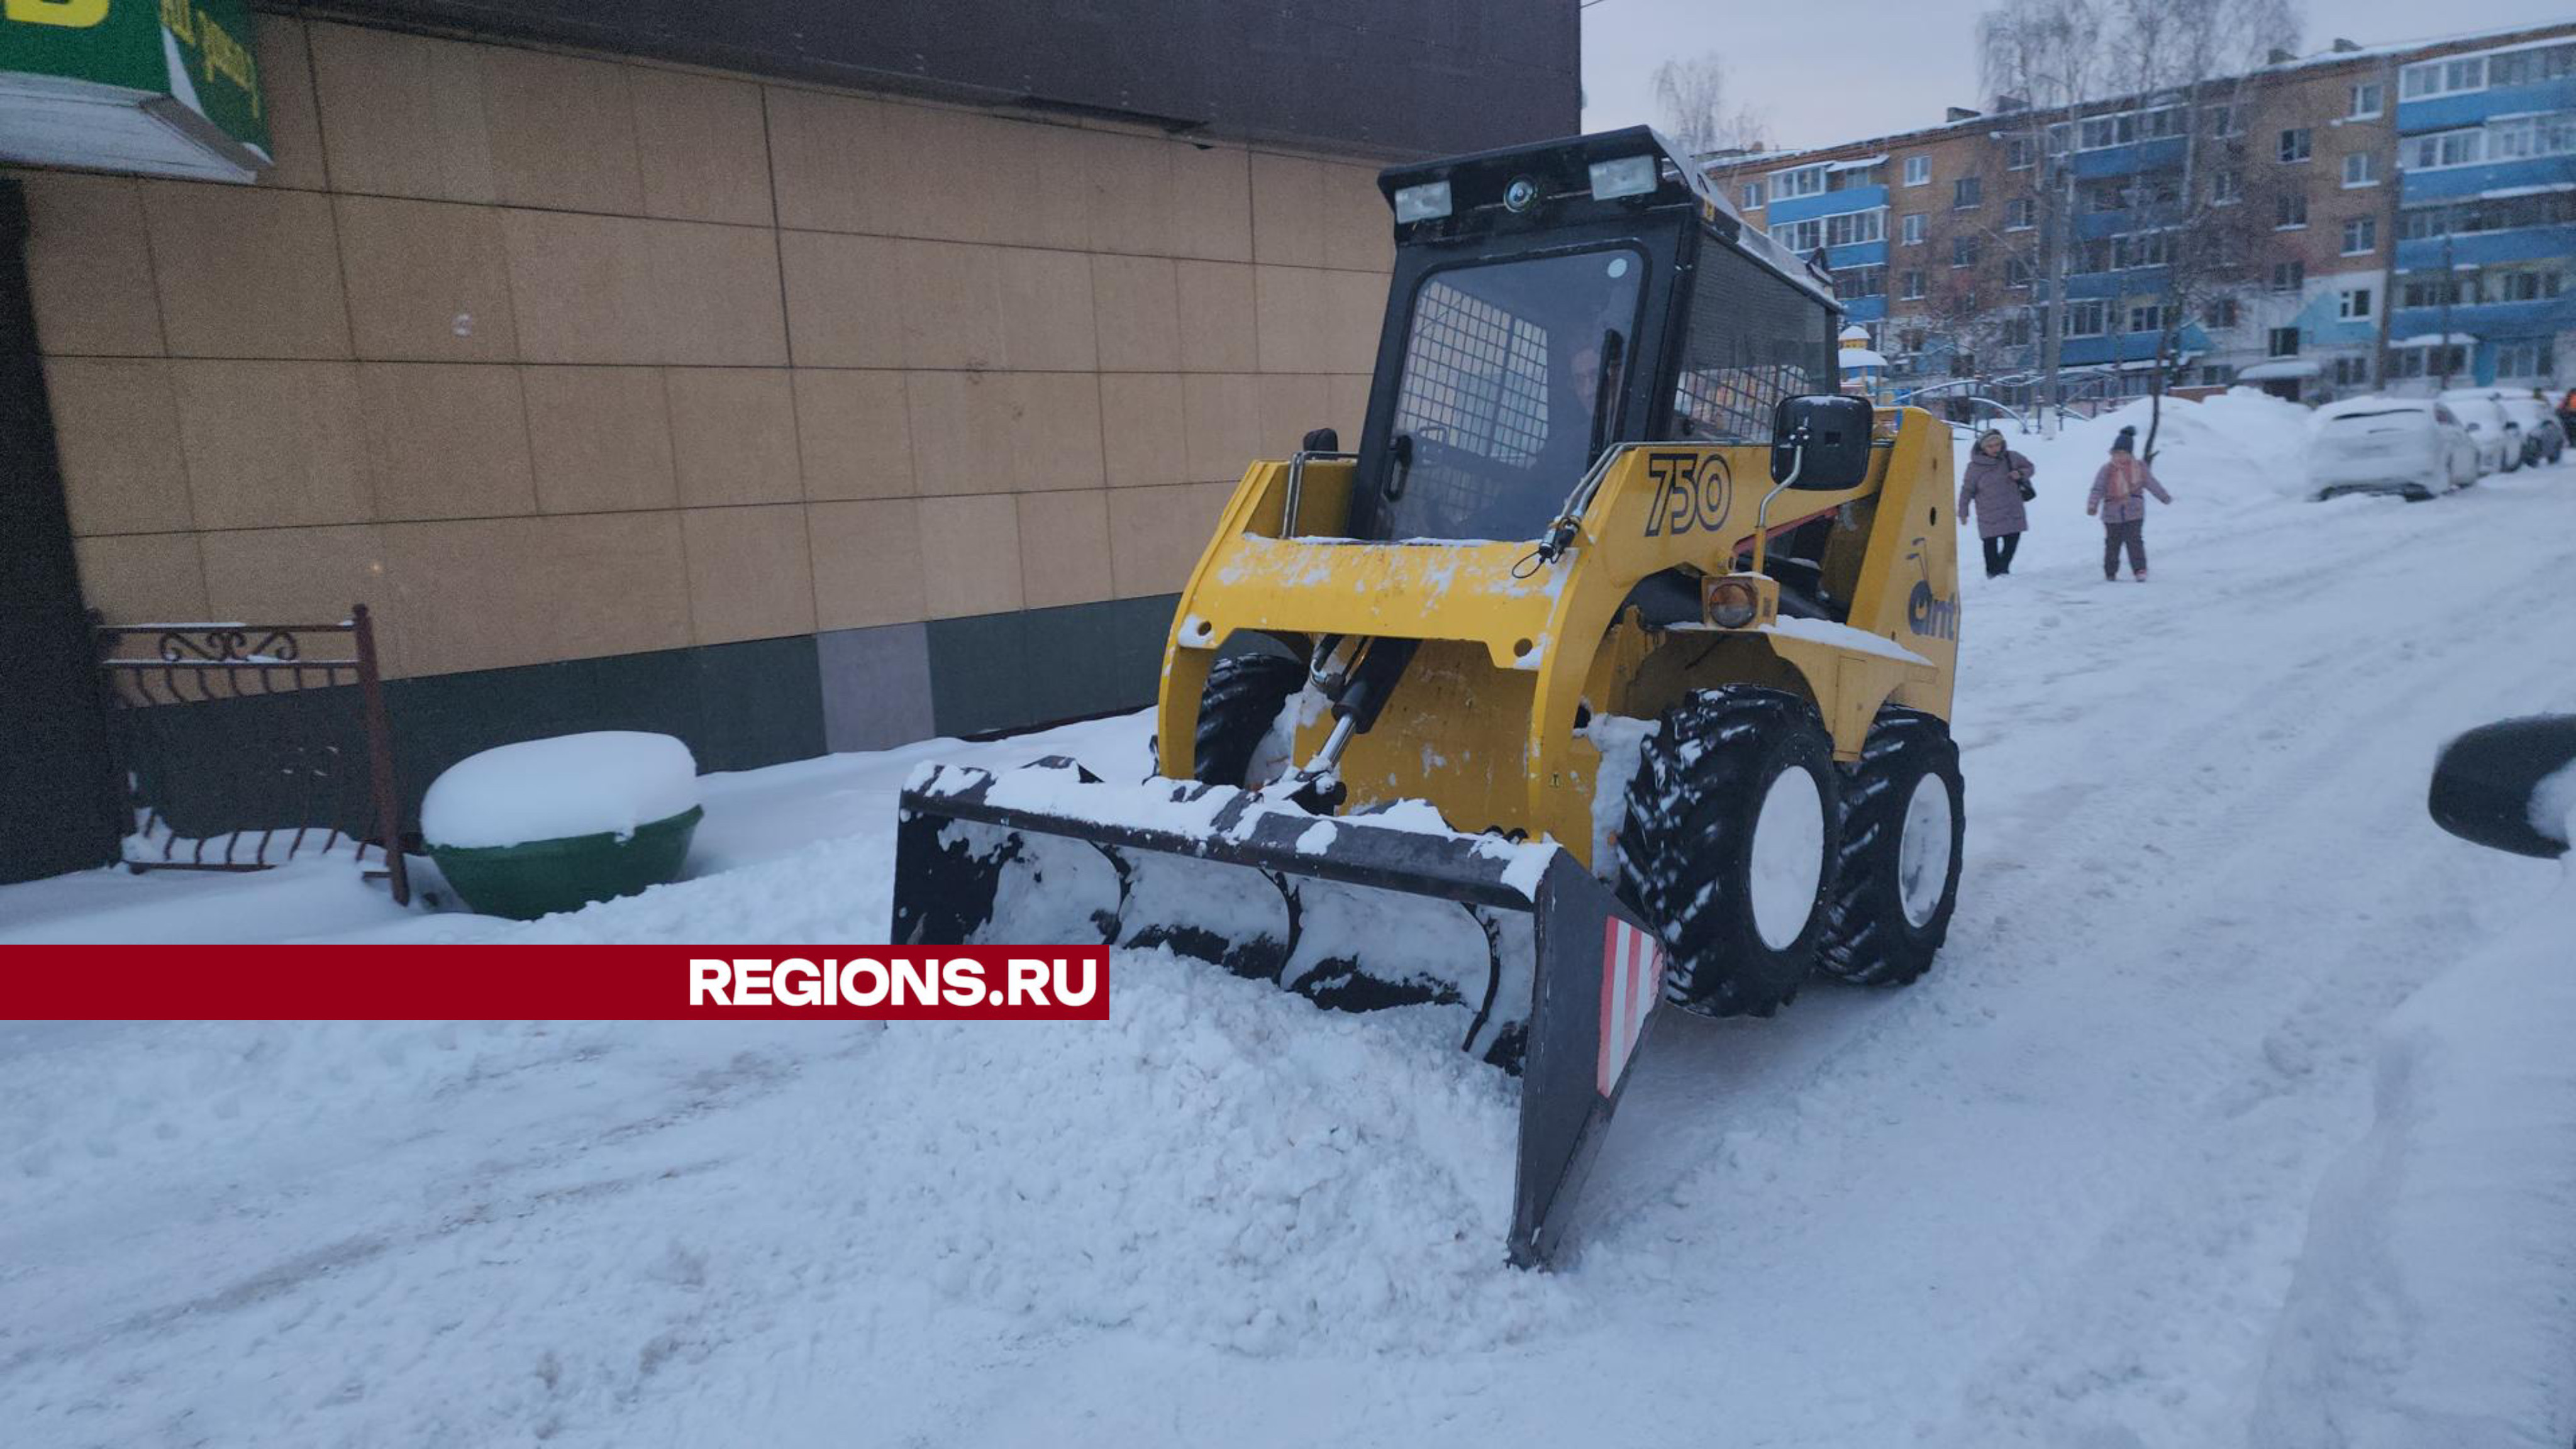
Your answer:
(1580, 0), (2575, 153)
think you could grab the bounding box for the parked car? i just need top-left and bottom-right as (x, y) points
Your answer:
(2439, 389), (2522, 474)
(2309, 396), (2480, 501)
(2489, 390), (2567, 467)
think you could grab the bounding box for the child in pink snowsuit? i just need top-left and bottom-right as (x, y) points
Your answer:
(2087, 426), (2171, 581)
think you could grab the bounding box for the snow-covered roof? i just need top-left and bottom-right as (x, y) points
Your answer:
(2238, 359), (2323, 381)
(1825, 154), (1888, 172)
(2393, 332), (2479, 347)
(1839, 348), (1890, 370)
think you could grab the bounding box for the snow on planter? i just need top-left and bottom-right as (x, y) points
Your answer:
(423, 732), (701, 849)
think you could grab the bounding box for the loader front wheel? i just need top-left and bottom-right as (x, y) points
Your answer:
(1818, 709), (1965, 987)
(1193, 652), (1307, 786)
(1617, 688), (1840, 1018)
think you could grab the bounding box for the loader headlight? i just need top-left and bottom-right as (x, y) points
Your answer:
(1704, 579), (1761, 630)
(1588, 154), (1658, 200)
(1394, 180), (1453, 223)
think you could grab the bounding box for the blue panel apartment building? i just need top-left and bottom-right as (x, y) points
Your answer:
(1707, 21), (2575, 406)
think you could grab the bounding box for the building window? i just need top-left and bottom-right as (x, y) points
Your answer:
(2496, 338), (2558, 379)
(1772, 217), (1824, 252)
(2333, 356), (2372, 387)
(2210, 170), (2241, 205)
(1900, 328), (1928, 352)
(2337, 287), (2372, 319)
(2204, 104), (2240, 136)
(2402, 128), (2481, 170)
(2271, 260), (2304, 292)
(1951, 235), (1980, 267)
(2341, 217), (2376, 255)
(1953, 175), (1981, 209)
(1741, 181), (1765, 209)
(2128, 304), (2162, 334)
(2348, 82), (2384, 119)
(1901, 269), (1926, 300)
(2275, 190), (2307, 229)
(1904, 155), (1929, 186)
(1901, 213), (1926, 245)
(2199, 364), (2235, 386)
(2006, 197), (2036, 230)
(1824, 210), (1885, 247)
(2393, 345), (2468, 379)
(2279, 128), (2311, 163)
(2004, 135), (2036, 170)
(2401, 274), (2470, 308)
(2487, 43), (2576, 87)
(1833, 265), (1887, 302)
(2341, 152), (2377, 187)
(2204, 297), (2238, 329)
(2402, 55), (2485, 99)
(2493, 269), (2565, 302)
(2062, 300), (2108, 337)
(2267, 326), (2300, 357)
(2001, 314), (2033, 347)
(2006, 255), (2034, 287)
(1830, 164), (1882, 191)
(1774, 164), (1826, 199)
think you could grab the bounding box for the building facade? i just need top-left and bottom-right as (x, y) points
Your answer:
(1707, 21), (2573, 407)
(0, 0), (1577, 883)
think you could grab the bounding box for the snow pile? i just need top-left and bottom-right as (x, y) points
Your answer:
(823, 950), (1563, 1353)
(421, 732), (700, 848)
(2004, 389), (2314, 514)
(2530, 759), (2576, 846)
(2248, 869), (2576, 1448)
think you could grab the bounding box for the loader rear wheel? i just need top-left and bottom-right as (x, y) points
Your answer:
(1193, 652), (1306, 785)
(1616, 687), (1840, 1018)
(1818, 710), (1965, 987)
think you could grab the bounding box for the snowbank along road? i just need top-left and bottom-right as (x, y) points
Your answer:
(4, 395), (2574, 1447)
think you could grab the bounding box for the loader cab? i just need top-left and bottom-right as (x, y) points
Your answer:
(1353, 127), (1842, 544)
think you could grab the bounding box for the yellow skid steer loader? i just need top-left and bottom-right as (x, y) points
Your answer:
(894, 128), (1965, 1268)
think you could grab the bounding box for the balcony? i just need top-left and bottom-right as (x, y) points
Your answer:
(1826, 240), (1888, 270)
(2390, 296), (2576, 338)
(2065, 267), (2172, 299)
(2395, 77), (2576, 135)
(2394, 222), (2576, 270)
(2400, 157), (2576, 203)
(1763, 184), (1888, 225)
(1839, 296), (1887, 323)
(2069, 136), (2185, 179)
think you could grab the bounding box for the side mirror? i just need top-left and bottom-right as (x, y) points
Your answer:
(2428, 714), (2576, 859)
(1770, 394), (1875, 489)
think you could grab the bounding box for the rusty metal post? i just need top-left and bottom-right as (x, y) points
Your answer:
(351, 604), (410, 907)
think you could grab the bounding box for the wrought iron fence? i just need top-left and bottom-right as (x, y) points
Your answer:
(94, 605), (409, 906)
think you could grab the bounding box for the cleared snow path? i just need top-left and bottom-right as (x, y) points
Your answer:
(6, 399), (2575, 1446)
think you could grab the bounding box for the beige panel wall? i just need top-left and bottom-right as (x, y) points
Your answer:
(16, 14), (1395, 679)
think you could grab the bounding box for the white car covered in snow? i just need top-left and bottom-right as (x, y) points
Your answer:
(2437, 388), (2522, 474)
(2307, 397), (2480, 501)
(2485, 389), (2568, 467)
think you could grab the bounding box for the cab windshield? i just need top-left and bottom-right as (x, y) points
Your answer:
(1374, 248), (1646, 541)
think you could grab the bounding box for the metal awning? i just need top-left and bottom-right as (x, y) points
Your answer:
(2237, 358), (2322, 381)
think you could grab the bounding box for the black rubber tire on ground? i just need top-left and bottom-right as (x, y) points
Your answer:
(1192, 652), (1307, 785)
(1818, 709), (1966, 988)
(1616, 686), (1841, 1018)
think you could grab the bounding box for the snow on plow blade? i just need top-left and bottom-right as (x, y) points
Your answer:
(892, 756), (1666, 1269)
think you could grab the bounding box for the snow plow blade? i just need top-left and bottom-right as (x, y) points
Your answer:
(892, 756), (1667, 1269)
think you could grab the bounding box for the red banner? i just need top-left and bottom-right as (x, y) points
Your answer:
(0, 947), (1111, 1021)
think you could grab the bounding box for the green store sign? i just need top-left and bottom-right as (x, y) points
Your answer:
(1, 0), (272, 180)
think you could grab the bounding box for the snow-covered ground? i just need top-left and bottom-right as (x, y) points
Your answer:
(6, 392), (2575, 1446)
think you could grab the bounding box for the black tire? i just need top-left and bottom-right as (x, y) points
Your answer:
(1192, 652), (1306, 785)
(1616, 687), (1841, 1018)
(1818, 709), (1965, 987)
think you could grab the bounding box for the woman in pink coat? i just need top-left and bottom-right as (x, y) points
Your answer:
(1957, 429), (2035, 577)
(2087, 426), (2172, 581)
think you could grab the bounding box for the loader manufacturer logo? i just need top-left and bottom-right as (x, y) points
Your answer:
(1597, 918), (1664, 1097)
(1903, 537), (1958, 642)
(1640, 451), (1732, 538)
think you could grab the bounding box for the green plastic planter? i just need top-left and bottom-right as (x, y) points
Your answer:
(430, 806), (704, 921)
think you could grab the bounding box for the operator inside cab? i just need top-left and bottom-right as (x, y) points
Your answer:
(1378, 248), (1645, 542)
